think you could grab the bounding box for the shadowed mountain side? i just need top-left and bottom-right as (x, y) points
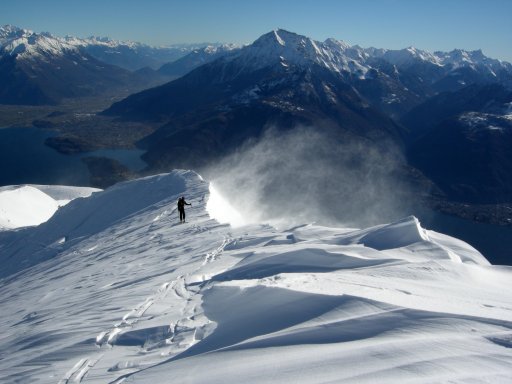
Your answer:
(404, 84), (512, 204)
(402, 84), (512, 142)
(104, 58), (406, 171)
(0, 50), (169, 106)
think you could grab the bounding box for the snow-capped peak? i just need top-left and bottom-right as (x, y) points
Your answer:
(0, 25), (79, 59)
(272, 29), (286, 46)
(434, 48), (506, 69)
(232, 29), (370, 78)
(251, 29), (308, 50)
(0, 24), (32, 39)
(66, 34), (143, 49)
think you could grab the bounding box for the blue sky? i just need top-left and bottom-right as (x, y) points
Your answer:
(1, 0), (511, 62)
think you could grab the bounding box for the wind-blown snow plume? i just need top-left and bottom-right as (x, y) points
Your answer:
(204, 126), (418, 228)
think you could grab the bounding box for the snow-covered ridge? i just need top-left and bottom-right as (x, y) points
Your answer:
(0, 170), (511, 383)
(0, 184), (99, 230)
(227, 28), (511, 80)
(64, 35), (144, 50)
(3, 25), (510, 77)
(0, 25), (80, 59)
(63, 34), (207, 52)
(199, 43), (239, 55)
(0, 25), (197, 61)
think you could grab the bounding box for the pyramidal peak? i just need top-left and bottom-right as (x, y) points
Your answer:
(251, 29), (313, 51)
(233, 29), (370, 78)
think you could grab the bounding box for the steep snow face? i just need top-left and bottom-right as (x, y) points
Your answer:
(0, 186), (58, 229)
(0, 171), (511, 383)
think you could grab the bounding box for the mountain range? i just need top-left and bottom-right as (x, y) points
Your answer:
(0, 25), (219, 105)
(65, 35), (205, 71)
(2, 26), (512, 207)
(158, 43), (240, 79)
(103, 29), (512, 206)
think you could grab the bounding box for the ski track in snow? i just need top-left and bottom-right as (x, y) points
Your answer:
(0, 170), (511, 383)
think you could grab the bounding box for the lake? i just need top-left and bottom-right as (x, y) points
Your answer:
(0, 126), (146, 187)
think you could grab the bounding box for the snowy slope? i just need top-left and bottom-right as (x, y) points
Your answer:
(0, 185), (98, 230)
(0, 170), (511, 383)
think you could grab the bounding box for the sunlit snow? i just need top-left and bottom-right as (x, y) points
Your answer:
(0, 185), (99, 230)
(206, 183), (246, 227)
(0, 170), (511, 383)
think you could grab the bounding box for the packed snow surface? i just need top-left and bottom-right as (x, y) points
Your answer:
(0, 170), (511, 383)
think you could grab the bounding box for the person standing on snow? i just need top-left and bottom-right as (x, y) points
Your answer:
(177, 196), (191, 223)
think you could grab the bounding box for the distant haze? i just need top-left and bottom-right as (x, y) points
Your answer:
(1, 0), (511, 63)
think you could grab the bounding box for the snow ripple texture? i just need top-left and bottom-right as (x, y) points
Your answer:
(0, 170), (511, 383)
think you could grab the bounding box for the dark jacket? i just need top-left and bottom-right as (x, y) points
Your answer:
(177, 197), (191, 210)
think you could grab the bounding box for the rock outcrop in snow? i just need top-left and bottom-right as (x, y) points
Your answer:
(0, 170), (511, 383)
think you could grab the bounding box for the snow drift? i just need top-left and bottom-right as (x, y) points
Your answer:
(0, 184), (98, 230)
(0, 170), (511, 383)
